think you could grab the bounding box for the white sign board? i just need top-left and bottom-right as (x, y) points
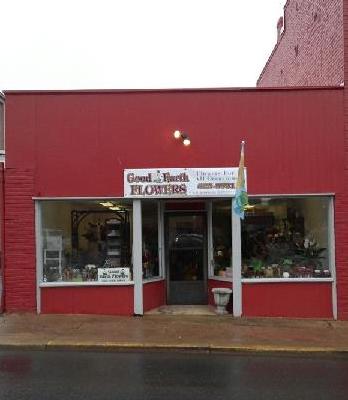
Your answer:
(98, 267), (131, 283)
(124, 168), (244, 198)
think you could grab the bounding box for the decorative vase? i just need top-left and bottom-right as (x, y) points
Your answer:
(212, 288), (232, 315)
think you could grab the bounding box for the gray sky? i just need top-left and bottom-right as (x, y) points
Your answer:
(0, 0), (285, 90)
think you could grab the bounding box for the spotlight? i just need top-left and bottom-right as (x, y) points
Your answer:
(100, 201), (114, 207)
(173, 130), (181, 139)
(173, 130), (191, 146)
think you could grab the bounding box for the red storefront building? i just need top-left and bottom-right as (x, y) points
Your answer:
(3, 86), (347, 319)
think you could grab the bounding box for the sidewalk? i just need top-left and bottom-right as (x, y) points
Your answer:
(1, 313), (348, 353)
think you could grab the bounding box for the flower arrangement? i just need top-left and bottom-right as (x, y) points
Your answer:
(294, 236), (326, 269)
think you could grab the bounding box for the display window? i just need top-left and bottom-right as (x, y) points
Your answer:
(142, 201), (160, 280)
(211, 200), (232, 279)
(39, 200), (133, 284)
(241, 196), (332, 279)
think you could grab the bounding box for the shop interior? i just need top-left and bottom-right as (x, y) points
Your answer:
(39, 196), (332, 288)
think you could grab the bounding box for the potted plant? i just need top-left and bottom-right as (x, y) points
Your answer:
(294, 237), (326, 276)
(280, 258), (293, 278)
(250, 258), (264, 277)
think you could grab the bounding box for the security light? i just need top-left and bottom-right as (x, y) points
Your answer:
(173, 130), (191, 146)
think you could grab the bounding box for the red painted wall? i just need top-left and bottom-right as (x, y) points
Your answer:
(258, 0), (343, 87)
(143, 280), (166, 312)
(4, 88), (345, 317)
(5, 89), (344, 197)
(41, 286), (134, 315)
(242, 282), (333, 319)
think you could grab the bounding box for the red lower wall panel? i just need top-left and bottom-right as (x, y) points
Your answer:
(41, 286), (134, 315)
(143, 280), (166, 312)
(208, 279), (233, 313)
(242, 283), (333, 319)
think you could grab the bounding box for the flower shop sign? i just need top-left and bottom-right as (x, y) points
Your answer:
(98, 267), (131, 283)
(124, 168), (245, 198)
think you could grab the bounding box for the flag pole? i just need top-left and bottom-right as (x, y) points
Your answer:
(232, 140), (246, 317)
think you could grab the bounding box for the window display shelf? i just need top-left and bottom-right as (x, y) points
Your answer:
(209, 276), (232, 282)
(142, 277), (165, 284)
(40, 281), (134, 287)
(242, 277), (334, 284)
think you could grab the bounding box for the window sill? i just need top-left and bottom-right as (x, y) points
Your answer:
(143, 277), (165, 284)
(209, 276), (232, 282)
(242, 278), (334, 284)
(39, 281), (134, 287)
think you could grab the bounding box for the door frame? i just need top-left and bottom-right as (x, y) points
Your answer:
(164, 210), (208, 305)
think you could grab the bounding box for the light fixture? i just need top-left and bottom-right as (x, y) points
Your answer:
(109, 206), (121, 211)
(100, 201), (114, 207)
(173, 130), (181, 139)
(173, 130), (191, 146)
(182, 136), (191, 146)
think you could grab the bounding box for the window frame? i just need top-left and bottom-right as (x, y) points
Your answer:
(208, 199), (233, 281)
(207, 194), (336, 283)
(35, 198), (135, 291)
(240, 194), (335, 283)
(141, 199), (164, 282)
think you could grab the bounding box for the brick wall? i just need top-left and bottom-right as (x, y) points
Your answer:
(341, 0), (348, 320)
(258, 0), (343, 87)
(4, 168), (36, 312)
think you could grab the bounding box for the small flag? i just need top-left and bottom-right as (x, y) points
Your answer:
(233, 141), (248, 219)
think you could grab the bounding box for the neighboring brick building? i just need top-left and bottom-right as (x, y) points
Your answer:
(0, 93), (4, 313)
(257, 0), (344, 87)
(341, 0), (348, 321)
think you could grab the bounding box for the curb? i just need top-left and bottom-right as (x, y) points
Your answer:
(1, 342), (348, 354)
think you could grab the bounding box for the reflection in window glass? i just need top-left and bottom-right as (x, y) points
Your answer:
(212, 200), (232, 278)
(167, 214), (205, 281)
(142, 201), (159, 279)
(241, 197), (331, 279)
(41, 200), (132, 283)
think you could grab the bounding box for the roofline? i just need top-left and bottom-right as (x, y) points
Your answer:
(257, 0), (291, 86)
(3, 85), (343, 96)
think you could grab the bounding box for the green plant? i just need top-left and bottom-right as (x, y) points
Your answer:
(250, 258), (264, 273)
(295, 241), (326, 268)
(280, 258), (293, 271)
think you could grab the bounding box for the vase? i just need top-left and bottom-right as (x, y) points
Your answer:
(212, 288), (232, 315)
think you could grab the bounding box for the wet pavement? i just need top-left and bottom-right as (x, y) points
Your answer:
(0, 350), (347, 400)
(1, 313), (348, 353)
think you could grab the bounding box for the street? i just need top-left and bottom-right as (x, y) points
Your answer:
(0, 350), (347, 400)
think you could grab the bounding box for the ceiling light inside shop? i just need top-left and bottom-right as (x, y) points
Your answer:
(100, 202), (114, 207)
(109, 206), (121, 211)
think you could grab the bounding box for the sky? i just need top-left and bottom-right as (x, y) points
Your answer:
(0, 0), (285, 90)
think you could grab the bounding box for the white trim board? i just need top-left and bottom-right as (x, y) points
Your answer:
(40, 281), (134, 287)
(242, 278), (333, 284)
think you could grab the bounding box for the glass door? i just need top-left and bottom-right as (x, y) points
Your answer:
(165, 213), (207, 305)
